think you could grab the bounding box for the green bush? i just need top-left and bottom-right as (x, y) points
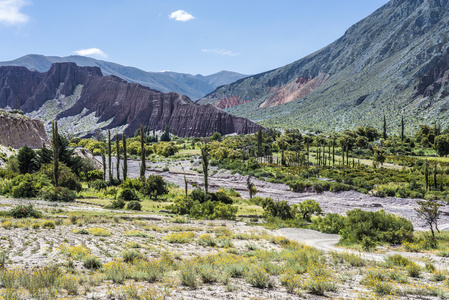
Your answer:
(117, 188), (139, 201)
(261, 198), (293, 220)
(39, 186), (76, 202)
(126, 201), (142, 211)
(119, 178), (143, 190)
(39, 163), (82, 191)
(2, 173), (51, 198)
(105, 199), (126, 209)
(87, 170), (104, 181)
(83, 255), (102, 270)
(312, 213), (345, 234)
(340, 209), (413, 246)
(8, 204), (42, 218)
(140, 175), (168, 200)
(90, 179), (107, 191)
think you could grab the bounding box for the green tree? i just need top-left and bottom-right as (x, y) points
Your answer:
(140, 175), (168, 200)
(140, 125), (146, 181)
(160, 125), (171, 142)
(116, 133), (120, 181)
(372, 146), (386, 168)
(383, 115), (387, 140)
(108, 130), (112, 181)
(246, 176), (257, 199)
(122, 134), (127, 180)
(17, 146), (37, 174)
(295, 199), (322, 222)
(435, 134), (449, 157)
(36, 143), (52, 168)
(415, 200), (442, 239)
(201, 144), (209, 193)
(101, 149), (106, 181)
(401, 115), (405, 142)
(52, 120), (59, 187)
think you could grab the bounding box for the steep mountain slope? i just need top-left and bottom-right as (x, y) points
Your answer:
(200, 0), (449, 132)
(0, 63), (261, 137)
(0, 55), (248, 100)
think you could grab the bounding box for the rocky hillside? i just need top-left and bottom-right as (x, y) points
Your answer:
(0, 63), (261, 138)
(0, 111), (50, 149)
(199, 0), (449, 132)
(0, 55), (248, 100)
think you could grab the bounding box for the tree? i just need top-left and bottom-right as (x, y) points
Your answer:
(257, 129), (263, 157)
(372, 146), (386, 168)
(140, 125), (146, 181)
(401, 115), (405, 142)
(295, 199), (322, 222)
(52, 120), (59, 187)
(383, 115), (387, 140)
(160, 125), (171, 142)
(246, 176), (257, 199)
(415, 200), (442, 239)
(201, 143), (209, 193)
(182, 166), (188, 197)
(210, 132), (222, 141)
(435, 134), (449, 157)
(108, 130), (112, 182)
(36, 143), (52, 168)
(116, 133), (120, 181)
(141, 175), (168, 200)
(17, 146), (36, 174)
(122, 134), (127, 180)
(101, 149), (106, 181)
(276, 136), (288, 166)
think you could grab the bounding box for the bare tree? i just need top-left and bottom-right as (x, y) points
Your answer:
(415, 200), (442, 239)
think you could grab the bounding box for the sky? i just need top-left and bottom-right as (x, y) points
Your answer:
(0, 0), (390, 76)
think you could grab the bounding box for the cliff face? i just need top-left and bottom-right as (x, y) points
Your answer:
(200, 0), (449, 132)
(0, 63), (262, 137)
(0, 112), (50, 149)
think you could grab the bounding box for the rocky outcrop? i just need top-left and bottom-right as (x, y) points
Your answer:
(0, 112), (50, 149)
(215, 95), (250, 109)
(199, 0), (449, 132)
(0, 63), (262, 137)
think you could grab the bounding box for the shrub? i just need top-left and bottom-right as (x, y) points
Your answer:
(87, 227), (111, 236)
(39, 163), (82, 191)
(104, 261), (128, 284)
(117, 188), (139, 201)
(407, 263), (421, 278)
(39, 186), (76, 202)
(165, 232), (195, 243)
(312, 213), (345, 234)
(87, 170), (104, 181)
(140, 175), (168, 200)
(83, 255), (102, 269)
(90, 179), (107, 191)
(41, 220), (55, 229)
(8, 204), (42, 218)
(340, 209), (413, 245)
(2, 173), (51, 198)
(244, 266), (270, 288)
(261, 198), (293, 220)
(294, 199), (322, 222)
(122, 250), (141, 263)
(197, 234), (217, 247)
(180, 264), (198, 288)
(105, 199), (126, 209)
(126, 201), (142, 211)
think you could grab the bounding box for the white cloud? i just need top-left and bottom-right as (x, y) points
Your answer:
(0, 0), (29, 26)
(74, 48), (108, 58)
(201, 48), (241, 57)
(169, 10), (194, 22)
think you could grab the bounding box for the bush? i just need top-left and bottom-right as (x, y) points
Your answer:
(105, 199), (126, 209)
(261, 198), (293, 220)
(126, 201), (142, 211)
(117, 188), (139, 201)
(119, 178), (143, 190)
(122, 250), (141, 263)
(2, 173), (51, 198)
(39, 186), (76, 202)
(294, 200), (322, 222)
(140, 175), (168, 200)
(39, 163), (82, 191)
(244, 266), (270, 288)
(8, 204), (42, 218)
(340, 209), (414, 246)
(312, 213), (345, 234)
(87, 170), (104, 181)
(41, 220), (55, 229)
(90, 179), (107, 191)
(83, 255), (102, 270)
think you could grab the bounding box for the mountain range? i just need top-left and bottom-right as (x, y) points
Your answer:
(199, 0), (449, 133)
(0, 63), (261, 138)
(0, 54), (247, 100)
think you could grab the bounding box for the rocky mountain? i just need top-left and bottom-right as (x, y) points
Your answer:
(0, 54), (248, 100)
(199, 0), (449, 132)
(0, 63), (261, 138)
(0, 111), (50, 149)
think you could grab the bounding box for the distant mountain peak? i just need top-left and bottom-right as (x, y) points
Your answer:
(0, 54), (247, 100)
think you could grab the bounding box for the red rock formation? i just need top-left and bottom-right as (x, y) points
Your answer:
(0, 112), (50, 149)
(259, 73), (330, 108)
(0, 63), (262, 137)
(215, 95), (249, 109)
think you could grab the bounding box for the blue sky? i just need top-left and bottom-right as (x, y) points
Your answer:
(0, 0), (389, 75)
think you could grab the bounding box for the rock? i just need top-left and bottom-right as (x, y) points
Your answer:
(0, 111), (50, 149)
(0, 63), (263, 137)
